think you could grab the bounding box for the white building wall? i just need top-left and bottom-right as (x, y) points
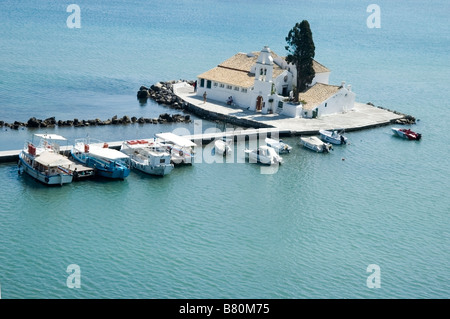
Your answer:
(310, 72), (330, 86)
(281, 102), (302, 117)
(273, 70), (293, 97)
(196, 79), (253, 108)
(302, 87), (356, 118)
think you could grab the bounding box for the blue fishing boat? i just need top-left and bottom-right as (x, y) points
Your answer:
(71, 138), (130, 179)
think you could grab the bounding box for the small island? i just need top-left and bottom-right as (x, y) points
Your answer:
(138, 20), (415, 135)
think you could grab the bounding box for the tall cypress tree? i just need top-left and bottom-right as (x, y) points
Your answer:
(285, 20), (316, 101)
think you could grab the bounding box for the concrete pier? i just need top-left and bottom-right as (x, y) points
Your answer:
(173, 82), (405, 134)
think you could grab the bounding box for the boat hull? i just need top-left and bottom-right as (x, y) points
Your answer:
(391, 128), (421, 140)
(265, 138), (292, 154)
(19, 153), (73, 185)
(71, 150), (130, 179)
(245, 147), (283, 165)
(319, 130), (347, 145)
(130, 159), (174, 176)
(300, 136), (333, 153)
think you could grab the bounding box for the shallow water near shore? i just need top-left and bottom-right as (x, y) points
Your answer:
(0, 0), (449, 298)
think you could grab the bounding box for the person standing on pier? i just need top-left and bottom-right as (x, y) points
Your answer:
(203, 91), (207, 104)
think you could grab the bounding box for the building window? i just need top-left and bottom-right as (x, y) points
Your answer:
(260, 68), (264, 75)
(214, 82), (218, 87)
(200, 79), (205, 87)
(278, 101), (283, 109)
(227, 85), (232, 90)
(219, 83), (224, 88)
(241, 88), (247, 93)
(325, 103), (327, 107)
(234, 86), (239, 91)
(207, 80), (212, 89)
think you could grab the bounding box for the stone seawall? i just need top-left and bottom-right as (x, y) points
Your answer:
(0, 113), (191, 130)
(182, 101), (273, 129)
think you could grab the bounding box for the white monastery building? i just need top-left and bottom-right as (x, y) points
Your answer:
(196, 46), (355, 118)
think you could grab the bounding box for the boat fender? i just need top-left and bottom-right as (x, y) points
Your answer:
(84, 144), (89, 153)
(45, 177), (49, 183)
(103, 142), (109, 148)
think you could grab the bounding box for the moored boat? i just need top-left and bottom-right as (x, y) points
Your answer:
(120, 139), (174, 176)
(214, 138), (233, 156)
(155, 132), (196, 165)
(391, 127), (422, 140)
(244, 145), (283, 165)
(265, 137), (292, 154)
(319, 130), (347, 145)
(71, 138), (130, 179)
(300, 136), (333, 153)
(18, 134), (74, 185)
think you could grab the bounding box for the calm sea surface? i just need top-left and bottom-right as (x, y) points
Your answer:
(0, 0), (449, 298)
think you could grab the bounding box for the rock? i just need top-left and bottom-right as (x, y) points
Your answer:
(159, 113), (172, 122)
(137, 90), (148, 99)
(112, 115), (119, 124)
(151, 82), (163, 92)
(131, 116), (137, 123)
(138, 117), (145, 124)
(14, 121), (25, 127)
(27, 117), (40, 128)
(44, 117), (56, 125)
(122, 115), (131, 124)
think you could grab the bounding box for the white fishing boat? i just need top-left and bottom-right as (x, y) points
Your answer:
(214, 138), (233, 156)
(244, 145), (283, 165)
(300, 136), (333, 153)
(319, 130), (348, 145)
(120, 140), (174, 176)
(71, 138), (130, 179)
(265, 137), (292, 154)
(18, 134), (74, 185)
(155, 132), (196, 165)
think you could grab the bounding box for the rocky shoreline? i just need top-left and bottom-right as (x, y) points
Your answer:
(0, 113), (191, 130)
(137, 80), (194, 110)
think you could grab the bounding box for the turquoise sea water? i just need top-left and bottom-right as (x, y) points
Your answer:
(0, 0), (449, 298)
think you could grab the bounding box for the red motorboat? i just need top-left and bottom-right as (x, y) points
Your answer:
(391, 128), (422, 140)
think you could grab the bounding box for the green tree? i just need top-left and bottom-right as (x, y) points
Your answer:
(285, 20), (316, 101)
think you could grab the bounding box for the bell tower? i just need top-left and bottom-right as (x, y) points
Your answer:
(251, 46), (274, 112)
